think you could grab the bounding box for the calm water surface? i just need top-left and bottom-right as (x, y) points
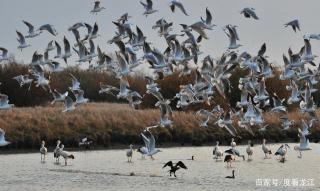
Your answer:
(0, 143), (320, 191)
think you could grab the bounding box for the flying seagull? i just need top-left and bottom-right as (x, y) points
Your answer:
(140, 0), (158, 17)
(23, 20), (41, 38)
(141, 129), (161, 159)
(0, 128), (10, 146)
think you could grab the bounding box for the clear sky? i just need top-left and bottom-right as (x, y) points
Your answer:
(1, 0), (320, 67)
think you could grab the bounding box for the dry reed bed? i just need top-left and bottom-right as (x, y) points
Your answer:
(1, 103), (319, 150)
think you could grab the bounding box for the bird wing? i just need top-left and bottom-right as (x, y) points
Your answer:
(72, 29), (81, 41)
(176, 161), (188, 169)
(258, 43), (266, 57)
(163, 161), (173, 168)
(223, 123), (237, 137)
(92, 22), (99, 35)
(55, 41), (61, 56)
(63, 37), (71, 53)
(141, 132), (150, 149)
(39, 24), (57, 36)
(16, 31), (25, 44)
(205, 7), (212, 24)
(22, 20), (34, 33)
(146, 130), (156, 151)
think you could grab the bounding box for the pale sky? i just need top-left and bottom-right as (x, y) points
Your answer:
(1, 0), (320, 67)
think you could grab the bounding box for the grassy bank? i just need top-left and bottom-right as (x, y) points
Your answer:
(1, 103), (319, 151)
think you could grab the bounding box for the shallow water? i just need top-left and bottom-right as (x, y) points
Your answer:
(0, 143), (320, 191)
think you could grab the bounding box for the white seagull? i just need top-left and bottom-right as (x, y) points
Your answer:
(141, 129), (161, 160)
(140, 0), (158, 17)
(40, 140), (48, 162)
(62, 96), (76, 112)
(0, 47), (9, 62)
(51, 89), (68, 104)
(126, 144), (134, 162)
(224, 25), (241, 49)
(0, 128), (10, 147)
(0, 94), (14, 109)
(23, 20), (41, 38)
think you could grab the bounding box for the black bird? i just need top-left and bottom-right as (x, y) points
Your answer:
(225, 170), (235, 179)
(163, 161), (187, 177)
(224, 154), (235, 167)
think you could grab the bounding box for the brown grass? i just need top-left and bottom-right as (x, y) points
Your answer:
(1, 103), (320, 150)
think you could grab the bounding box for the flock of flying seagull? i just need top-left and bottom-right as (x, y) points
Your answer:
(0, 0), (319, 178)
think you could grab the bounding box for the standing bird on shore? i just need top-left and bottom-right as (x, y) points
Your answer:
(230, 138), (236, 148)
(225, 170), (235, 179)
(213, 141), (223, 160)
(163, 161), (187, 177)
(57, 144), (75, 166)
(246, 140), (253, 160)
(275, 144), (290, 163)
(53, 140), (61, 163)
(126, 144), (134, 162)
(40, 140), (47, 163)
(0, 128), (10, 147)
(262, 139), (272, 159)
